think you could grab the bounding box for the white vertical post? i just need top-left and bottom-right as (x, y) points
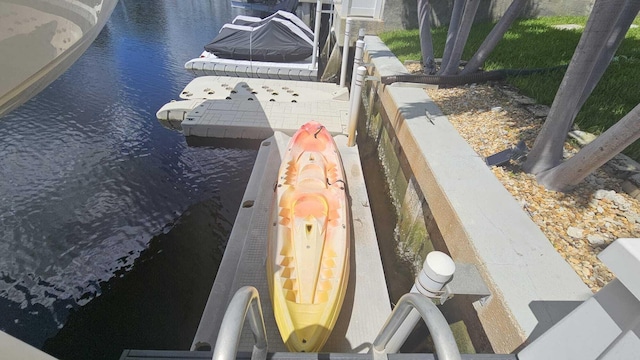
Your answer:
(339, 18), (353, 87)
(311, 0), (322, 69)
(349, 38), (365, 99)
(347, 66), (366, 147)
(343, 0), (352, 16)
(373, 0), (385, 19)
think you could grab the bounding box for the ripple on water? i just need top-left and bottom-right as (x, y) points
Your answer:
(0, 0), (257, 351)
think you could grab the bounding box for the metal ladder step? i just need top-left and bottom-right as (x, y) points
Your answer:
(121, 287), (516, 360)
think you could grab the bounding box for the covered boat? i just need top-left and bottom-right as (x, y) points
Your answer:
(267, 121), (350, 352)
(204, 10), (313, 62)
(185, 10), (318, 80)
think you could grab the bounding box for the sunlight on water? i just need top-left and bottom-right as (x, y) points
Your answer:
(0, 0), (256, 354)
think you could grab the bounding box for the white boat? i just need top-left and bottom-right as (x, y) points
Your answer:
(185, 10), (318, 81)
(0, 0), (118, 117)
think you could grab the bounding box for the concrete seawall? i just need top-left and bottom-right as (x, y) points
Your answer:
(361, 36), (592, 353)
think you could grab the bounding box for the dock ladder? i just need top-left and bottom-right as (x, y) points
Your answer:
(203, 286), (513, 360)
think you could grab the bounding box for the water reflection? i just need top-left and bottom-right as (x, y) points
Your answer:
(42, 198), (232, 360)
(0, 0), (255, 353)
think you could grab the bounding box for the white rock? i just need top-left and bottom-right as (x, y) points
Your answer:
(594, 189), (616, 200)
(625, 213), (640, 224)
(568, 130), (598, 146)
(612, 193), (631, 211)
(567, 226), (584, 239)
(587, 234), (606, 246)
(491, 106), (503, 112)
(597, 206), (604, 214)
(552, 24), (583, 31)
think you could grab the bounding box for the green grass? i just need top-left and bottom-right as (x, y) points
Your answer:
(379, 16), (640, 159)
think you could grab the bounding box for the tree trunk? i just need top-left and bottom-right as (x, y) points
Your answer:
(461, 0), (527, 75)
(537, 103), (640, 191)
(576, 1), (640, 110)
(418, 0), (436, 74)
(440, 0), (481, 75)
(439, 0), (465, 74)
(522, 0), (627, 175)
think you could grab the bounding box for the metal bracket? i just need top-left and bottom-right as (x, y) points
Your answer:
(440, 262), (491, 305)
(485, 140), (528, 167)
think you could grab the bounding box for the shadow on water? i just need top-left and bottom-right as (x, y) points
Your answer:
(42, 196), (233, 360)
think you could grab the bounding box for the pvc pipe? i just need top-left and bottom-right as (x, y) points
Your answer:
(358, 27), (366, 41)
(349, 38), (365, 99)
(347, 66), (366, 147)
(339, 18), (353, 87)
(311, 0), (322, 69)
(416, 251), (456, 297)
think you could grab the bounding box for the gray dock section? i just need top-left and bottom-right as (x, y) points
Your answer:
(191, 132), (391, 353)
(185, 58), (318, 82)
(176, 77), (350, 138)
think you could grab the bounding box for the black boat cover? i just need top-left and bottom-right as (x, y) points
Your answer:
(232, 10), (313, 40)
(204, 13), (313, 62)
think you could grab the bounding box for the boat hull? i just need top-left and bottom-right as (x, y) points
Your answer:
(0, 0), (118, 117)
(267, 121), (350, 352)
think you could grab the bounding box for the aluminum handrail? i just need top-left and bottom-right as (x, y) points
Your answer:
(371, 293), (462, 360)
(211, 286), (268, 360)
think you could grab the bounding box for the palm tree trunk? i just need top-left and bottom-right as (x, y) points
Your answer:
(461, 0), (527, 75)
(522, 0), (627, 174)
(418, 0), (436, 74)
(537, 103), (640, 191)
(576, 0), (640, 110)
(440, 0), (481, 75)
(439, 0), (465, 74)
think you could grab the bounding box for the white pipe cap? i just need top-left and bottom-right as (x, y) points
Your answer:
(415, 251), (456, 296)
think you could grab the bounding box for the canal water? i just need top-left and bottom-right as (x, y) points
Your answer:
(0, 1), (259, 358)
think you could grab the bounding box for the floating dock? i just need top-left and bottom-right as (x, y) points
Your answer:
(156, 76), (350, 138)
(185, 53), (318, 82)
(154, 73), (389, 356)
(190, 131), (391, 352)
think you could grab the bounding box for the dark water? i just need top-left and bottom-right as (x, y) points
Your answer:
(0, 1), (258, 358)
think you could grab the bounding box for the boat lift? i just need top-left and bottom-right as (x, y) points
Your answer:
(185, 0), (331, 81)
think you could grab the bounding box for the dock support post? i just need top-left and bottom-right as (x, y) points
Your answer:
(311, 0), (322, 69)
(349, 38), (365, 99)
(339, 18), (353, 87)
(347, 66), (366, 147)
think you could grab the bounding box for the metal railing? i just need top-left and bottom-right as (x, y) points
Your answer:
(211, 286), (268, 360)
(211, 287), (461, 360)
(371, 293), (462, 360)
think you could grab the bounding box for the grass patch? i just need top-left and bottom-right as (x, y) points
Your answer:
(379, 16), (640, 159)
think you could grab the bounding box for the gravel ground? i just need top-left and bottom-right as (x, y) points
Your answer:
(406, 67), (640, 293)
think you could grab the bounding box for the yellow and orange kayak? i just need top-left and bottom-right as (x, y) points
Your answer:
(267, 121), (350, 352)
